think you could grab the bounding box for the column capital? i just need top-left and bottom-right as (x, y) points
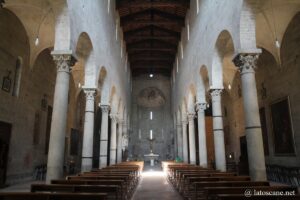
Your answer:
(83, 88), (96, 100)
(51, 50), (77, 73)
(181, 120), (188, 125)
(100, 104), (110, 113)
(210, 89), (223, 97)
(117, 117), (124, 124)
(110, 113), (118, 123)
(233, 53), (260, 74)
(195, 102), (207, 112)
(187, 113), (196, 121)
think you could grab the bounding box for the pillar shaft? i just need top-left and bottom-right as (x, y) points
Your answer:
(188, 113), (196, 164)
(46, 52), (75, 183)
(196, 103), (208, 168)
(99, 105), (110, 168)
(117, 119), (124, 163)
(81, 88), (96, 172)
(211, 89), (226, 172)
(182, 120), (188, 163)
(233, 53), (267, 181)
(176, 124), (183, 159)
(110, 114), (118, 165)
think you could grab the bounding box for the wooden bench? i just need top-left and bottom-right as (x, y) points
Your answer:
(193, 181), (269, 200)
(204, 186), (297, 200)
(31, 184), (120, 200)
(216, 193), (300, 200)
(0, 192), (107, 200)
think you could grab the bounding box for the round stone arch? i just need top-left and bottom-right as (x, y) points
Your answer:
(187, 84), (197, 113)
(109, 86), (119, 114)
(196, 65), (210, 103)
(74, 32), (96, 87)
(51, 0), (71, 51)
(211, 30), (235, 89)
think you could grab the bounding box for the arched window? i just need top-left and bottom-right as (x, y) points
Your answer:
(12, 57), (22, 97)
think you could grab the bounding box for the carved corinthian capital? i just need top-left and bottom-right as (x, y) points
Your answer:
(51, 51), (77, 73)
(110, 113), (118, 123)
(187, 113), (196, 121)
(195, 102), (207, 112)
(83, 88), (96, 101)
(210, 89), (223, 98)
(233, 53), (260, 74)
(100, 104), (110, 113)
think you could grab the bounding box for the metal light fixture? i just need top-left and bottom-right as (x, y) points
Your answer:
(34, 8), (52, 46)
(271, 0), (280, 49)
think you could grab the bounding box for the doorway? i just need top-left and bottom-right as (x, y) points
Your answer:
(0, 121), (12, 186)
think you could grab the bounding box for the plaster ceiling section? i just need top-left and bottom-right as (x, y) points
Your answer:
(255, 0), (300, 64)
(4, 0), (55, 67)
(117, 0), (189, 76)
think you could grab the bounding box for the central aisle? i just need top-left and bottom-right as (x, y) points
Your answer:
(132, 170), (183, 200)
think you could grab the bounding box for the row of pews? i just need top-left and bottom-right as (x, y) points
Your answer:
(0, 161), (143, 200)
(163, 161), (299, 200)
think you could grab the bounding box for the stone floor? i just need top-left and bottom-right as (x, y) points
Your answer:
(0, 181), (44, 192)
(132, 164), (183, 200)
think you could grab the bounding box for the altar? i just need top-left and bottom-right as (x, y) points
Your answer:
(144, 152), (159, 166)
(144, 132), (159, 166)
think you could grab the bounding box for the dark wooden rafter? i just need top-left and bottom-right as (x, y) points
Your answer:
(124, 25), (180, 37)
(116, 0), (189, 76)
(120, 9), (185, 26)
(117, 0), (189, 9)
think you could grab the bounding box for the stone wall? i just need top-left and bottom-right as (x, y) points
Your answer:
(129, 74), (174, 161)
(0, 9), (58, 184)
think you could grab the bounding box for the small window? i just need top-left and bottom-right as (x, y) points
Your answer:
(12, 57), (22, 97)
(180, 42), (184, 59)
(187, 22), (190, 41)
(150, 111), (153, 120)
(176, 57), (179, 73)
(108, 0), (111, 14)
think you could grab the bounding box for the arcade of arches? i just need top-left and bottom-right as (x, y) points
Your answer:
(0, 0), (300, 197)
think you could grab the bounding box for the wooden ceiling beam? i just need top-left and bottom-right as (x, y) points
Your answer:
(127, 48), (177, 53)
(120, 9), (185, 26)
(124, 25), (180, 37)
(117, 1), (189, 9)
(127, 39), (177, 49)
(125, 35), (179, 41)
(121, 20), (183, 27)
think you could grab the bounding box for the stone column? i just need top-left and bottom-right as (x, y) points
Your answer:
(46, 51), (76, 183)
(176, 123), (183, 159)
(233, 53), (267, 181)
(81, 88), (96, 172)
(188, 113), (196, 164)
(181, 120), (189, 163)
(196, 102), (208, 168)
(210, 89), (226, 172)
(99, 104), (110, 168)
(109, 114), (118, 165)
(117, 118), (124, 163)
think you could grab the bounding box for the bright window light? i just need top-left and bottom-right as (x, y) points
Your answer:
(150, 111), (153, 120)
(149, 74), (154, 78)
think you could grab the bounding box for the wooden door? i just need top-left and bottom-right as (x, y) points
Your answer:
(0, 121), (12, 186)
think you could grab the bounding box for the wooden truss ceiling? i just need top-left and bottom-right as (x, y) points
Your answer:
(116, 0), (189, 76)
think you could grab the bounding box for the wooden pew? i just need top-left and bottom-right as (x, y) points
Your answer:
(204, 186), (297, 200)
(216, 194), (300, 200)
(0, 192), (107, 200)
(31, 184), (120, 200)
(51, 179), (127, 198)
(193, 181), (269, 200)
